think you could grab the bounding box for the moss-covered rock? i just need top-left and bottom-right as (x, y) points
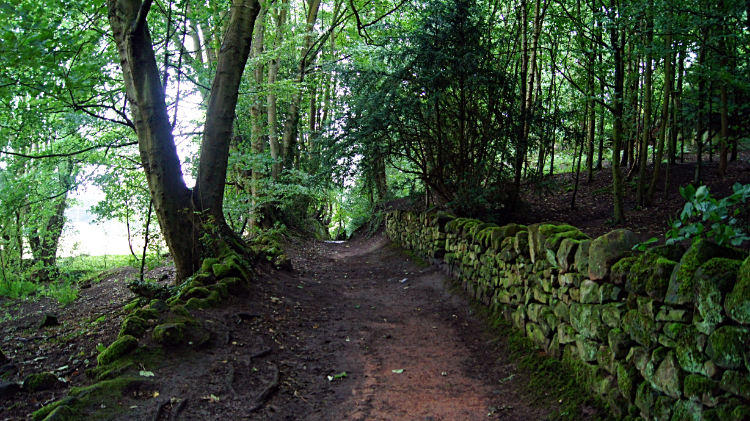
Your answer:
(22, 372), (60, 392)
(576, 336), (599, 362)
(556, 238), (579, 273)
(119, 316), (148, 338)
(574, 239), (592, 273)
(635, 380), (659, 418)
(617, 361), (641, 402)
(132, 308), (159, 321)
(694, 258), (743, 334)
(212, 253), (251, 282)
(31, 396), (78, 421)
(608, 328), (634, 359)
(665, 239), (746, 305)
(651, 350), (683, 399)
(706, 325), (750, 370)
(602, 303), (626, 328)
(588, 229), (639, 281)
(724, 256), (750, 325)
(569, 303), (608, 340)
(178, 286), (211, 301)
(618, 254), (677, 301)
(148, 299), (168, 312)
(184, 291), (221, 309)
(671, 399), (705, 421)
(646, 243), (687, 262)
(514, 231), (530, 257)
(579, 280), (601, 304)
(684, 374), (720, 407)
(97, 335), (138, 366)
(719, 370), (750, 401)
(713, 398), (750, 421)
(152, 323), (185, 346)
(622, 309), (658, 348)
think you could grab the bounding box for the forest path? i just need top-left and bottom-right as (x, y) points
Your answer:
(280, 231), (550, 420)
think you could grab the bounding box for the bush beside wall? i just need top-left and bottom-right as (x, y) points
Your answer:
(385, 210), (750, 421)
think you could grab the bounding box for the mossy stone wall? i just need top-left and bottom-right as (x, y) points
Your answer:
(386, 210), (750, 421)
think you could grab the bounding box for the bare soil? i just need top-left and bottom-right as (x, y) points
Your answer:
(1, 231), (555, 421)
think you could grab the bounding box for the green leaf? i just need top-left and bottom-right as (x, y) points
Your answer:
(392, 369), (404, 374)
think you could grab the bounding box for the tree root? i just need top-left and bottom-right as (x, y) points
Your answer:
(248, 363), (279, 412)
(172, 398), (188, 420)
(250, 348), (272, 359)
(152, 399), (170, 421)
(226, 363), (239, 400)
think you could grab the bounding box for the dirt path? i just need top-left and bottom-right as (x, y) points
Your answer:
(270, 232), (550, 420)
(0, 231), (552, 421)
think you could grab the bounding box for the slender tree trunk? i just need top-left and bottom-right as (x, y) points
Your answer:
(610, 9), (626, 224)
(694, 35), (707, 185)
(636, 4), (653, 207)
(281, 0), (321, 170)
(250, 7), (267, 227)
(718, 31), (729, 176)
(647, 33), (672, 204)
(267, 1), (287, 179)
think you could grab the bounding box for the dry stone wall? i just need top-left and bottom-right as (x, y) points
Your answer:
(385, 210), (750, 421)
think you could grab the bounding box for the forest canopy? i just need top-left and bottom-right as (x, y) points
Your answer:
(0, 0), (748, 282)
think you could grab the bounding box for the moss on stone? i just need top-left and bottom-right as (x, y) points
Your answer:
(119, 316), (147, 338)
(169, 304), (191, 318)
(132, 308), (159, 321)
(706, 326), (750, 370)
(152, 323), (185, 346)
(31, 397), (78, 421)
(178, 286), (211, 301)
(666, 239), (746, 305)
(200, 257), (220, 273)
(184, 291), (221, 310)
(684, 374), (719, 402)
(616, 362), (640, 402)
(724, 256), (750, 325)
(22, 372), (60, 392)
(622, 309), (657, 348)
(97, 335), (138, 366)
(148, 299), (168, 312)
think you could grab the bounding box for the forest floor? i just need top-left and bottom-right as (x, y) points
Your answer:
(1, 232), (561, 421)
(518, 151), (750, 243)
(1, 152), (749, 420)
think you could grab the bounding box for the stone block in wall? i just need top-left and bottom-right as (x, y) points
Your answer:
(617, 361), (641, 403)
(635, 380), (660, 418)
(622, 309), (659, 348)
(694, 258), (744, 334)
(597, 345), (617, 374)
(588, 229), (639, 281)
(569, 303), (608, 341)
(665, 239), (746, 306)
(560, 272), (584, 287)
(670, 399), (706, 421)
(720, 370), (750, 401)
(527, 303), (544, 323)
(512, 305), (527, 333)
(656, 306), (693, 323)
(609, 328), (634, 359)
(591, 370), (618, 396)
(651, 350), (684, 399)
(614, 254), (677, 301)
(554, 301), (570, 322)
(599, 283), (624, 303)
(514, 231), (529, 257)
(575, 239), (592, 273)
(724, 256), (750, 325)
(608, 387), (630, 418)
(533, 287), (550, 304)
(558, 323), (577, 344)
(548, 333), (561, 359)
(706, 325), (750, 370)
(637, 296), (660, 320)
(556, 238), (579, 273)
(580, 280), (601, 304)
(602, 303), (627, 328)
(569, 287), (580, 301)
(684, 374), (721, 407)
(527, 322), (549, 348)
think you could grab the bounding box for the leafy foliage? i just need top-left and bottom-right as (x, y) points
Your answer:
(666, 183), (750, 247)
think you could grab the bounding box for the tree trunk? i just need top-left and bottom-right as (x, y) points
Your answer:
(281, 0), (321, 170)
(609, 4), (626, 224)
(250, 7), (267, 228)
(694, 33), (707, 185)
(636, 4), (653, 207)
(107, 0), (261, 281)
(267, 0), (287, 180)
(647, 33), (672, 205)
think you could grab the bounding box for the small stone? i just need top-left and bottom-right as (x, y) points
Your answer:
(97, 335), (138, 366)
(576, 336), (599, 362)
(38, 314), (59, 329)
(616, 362), (640, 402)
(569, 303), (608, 341)
(0, 381), (20, 398)
(608, 328), (633, 359)
(684, 374), (720, 407)
(22, 372), (60, 392)
(557, 324), (577, 344)
(602, 303), (626, 328)
(622, 309), (658, 348)
(574, 240), (592, 273)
